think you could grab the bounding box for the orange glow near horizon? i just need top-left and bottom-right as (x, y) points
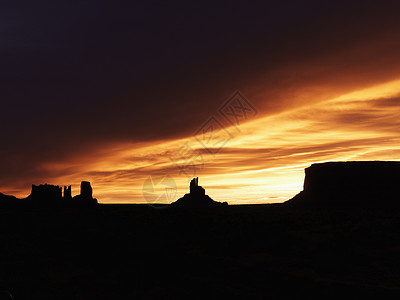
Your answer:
(4, 78), (400, 204)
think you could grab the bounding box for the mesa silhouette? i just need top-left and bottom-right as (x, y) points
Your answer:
(0, 181), (97, 208)
(286, 161), (400, 206)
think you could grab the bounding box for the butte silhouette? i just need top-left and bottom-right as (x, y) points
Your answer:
(171, 177), (227, 208)
(0, 181), (98, 208)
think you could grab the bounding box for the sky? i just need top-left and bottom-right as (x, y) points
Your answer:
(2, 0), (400, 204)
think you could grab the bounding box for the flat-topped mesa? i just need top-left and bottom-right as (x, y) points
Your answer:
(171, 177), (227, 208)
(29, 184), (63, 204)
(286, 161), (400, 206)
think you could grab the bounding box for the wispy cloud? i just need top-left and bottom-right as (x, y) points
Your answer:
(5, 78), (399, 204)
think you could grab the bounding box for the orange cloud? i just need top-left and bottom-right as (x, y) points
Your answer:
(6, 78), (398, 204)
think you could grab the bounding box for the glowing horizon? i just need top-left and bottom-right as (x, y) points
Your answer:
(3, 78), (400, 204)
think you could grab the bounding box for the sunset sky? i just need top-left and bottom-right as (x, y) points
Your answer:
(2, 1), (400, 204)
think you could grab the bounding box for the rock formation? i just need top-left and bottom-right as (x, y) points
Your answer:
(72, 181), (98, 205)
(28, 184), (63, 204)
(63, 185), (72, 200)
(80, 181), (93, 199)
(0, 181), (98, 208)
(285, 161), (400, 206)
(190, 177), (205, 196)
(171, 177), (227, 208)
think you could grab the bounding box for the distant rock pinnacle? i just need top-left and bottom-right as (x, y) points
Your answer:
(171, 177), (227, 208)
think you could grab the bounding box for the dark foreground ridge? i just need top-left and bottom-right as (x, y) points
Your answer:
(286, 161), (400, 206)
(1, 201), (400, 299)
(0, 181), (97, 208)
(171, 177), (228, 208)
(1, 165), (400, 298)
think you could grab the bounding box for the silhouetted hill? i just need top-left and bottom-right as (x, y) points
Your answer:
(0, 192), (18, 201)
(0, 192), (22, 207)
(171, 177), (228, 208)
(286, 161), (400, 206)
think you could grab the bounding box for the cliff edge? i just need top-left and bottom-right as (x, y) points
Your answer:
(285, 161), (400, 206)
